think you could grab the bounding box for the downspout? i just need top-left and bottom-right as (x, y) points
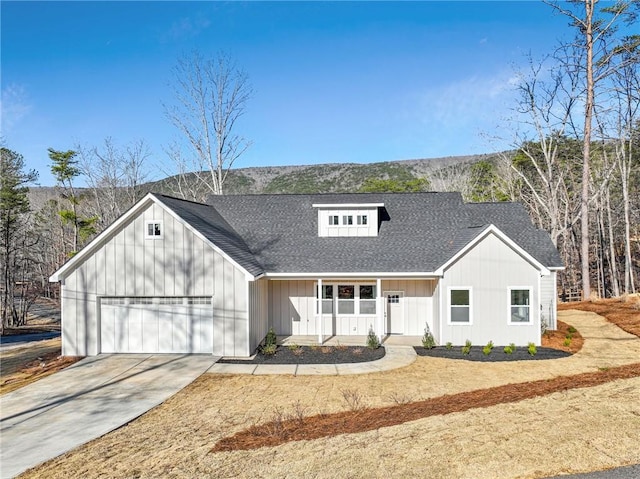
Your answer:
(317, 278), (322, 344)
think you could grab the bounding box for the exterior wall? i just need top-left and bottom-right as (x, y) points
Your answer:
(268, 279), (434, 337)
(438, 232), (543, 346)
(60, 202), (249, 357)
(381, 280), (435, 336)
(248, 278), (269, 354)
(540, 271), (558, 330)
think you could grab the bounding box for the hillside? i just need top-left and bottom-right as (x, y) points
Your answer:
(149, 153), (500, 195)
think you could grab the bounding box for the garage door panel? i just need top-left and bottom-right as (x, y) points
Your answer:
(101, 306), (116, 353)
(158, 307), (174, 353)
(142, 309), (159, 353)
(128, 307), (144, 352)
(100, 298), (213, 354)
(114, 306), (130, 353)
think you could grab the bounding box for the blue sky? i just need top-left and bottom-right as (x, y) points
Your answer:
(2, 1), (575, 186)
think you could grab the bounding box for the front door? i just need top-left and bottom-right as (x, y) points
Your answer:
(384, 291), (404, 334)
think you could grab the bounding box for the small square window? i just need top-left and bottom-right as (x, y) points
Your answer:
(342, 215), (353, 225)
(329, 215), (339, 225)
(357, 215), (368, 225)
(146, 221), (162, 238)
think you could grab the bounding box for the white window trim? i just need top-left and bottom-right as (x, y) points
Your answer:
(447, 286), (473, 325)
(145, 220), (163, 239)
(507, 286), (533, 325)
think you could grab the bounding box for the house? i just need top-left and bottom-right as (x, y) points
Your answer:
(50, 192), (563, 357)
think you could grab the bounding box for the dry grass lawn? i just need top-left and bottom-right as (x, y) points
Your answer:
(20, 305), (640, 479)
(0, 338), (82, 395)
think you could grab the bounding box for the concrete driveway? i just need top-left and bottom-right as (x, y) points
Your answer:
(0, 354), (219, 479)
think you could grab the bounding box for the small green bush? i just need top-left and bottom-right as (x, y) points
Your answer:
(287, 343), (300, 351)
(567, 326), (577, 334)
(461, 339), (472, 355)
(563, 337), (572, 347)
(565, 333), (573, 340)
(527, 342), (537, 356)
(265, 327), (277, 347)
(366, 326), (380, 350)
(421, 328), (436, 349)
(445, 342), (453, 350)
(261, 343), (277, 356)
(503, 343), (516, 354)
(482, 340), (494, 356)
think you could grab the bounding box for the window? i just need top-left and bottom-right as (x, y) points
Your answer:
(146, 221), (162, 238)
(329, 215), (339, 226)
(449, 288), (471, 323)
(357, 215), (368, 225)
(387, 294), (399, 304)
(509, 288), (531, 323)
(338, 285), (355, 314)
(359, 285), (376, 314)
(342, 215), (353, 225)
(317, 285), (334, 314)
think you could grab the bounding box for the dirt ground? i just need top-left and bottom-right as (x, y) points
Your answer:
(19, 308), (640, 479)
(0, 338), (82, 395)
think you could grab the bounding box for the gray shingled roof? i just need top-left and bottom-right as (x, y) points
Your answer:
(194, 192), (564, 275)
(155, 194), (264, 276)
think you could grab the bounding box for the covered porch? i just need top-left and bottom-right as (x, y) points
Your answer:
(276, 334), (425, 347)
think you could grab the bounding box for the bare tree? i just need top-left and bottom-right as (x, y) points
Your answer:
(164, 51), (252, 199)
(545, 0), (639, 299)
(77, 137), (150, 228)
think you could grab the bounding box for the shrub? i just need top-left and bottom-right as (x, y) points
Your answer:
(421, 328), (436, 349)
(565, 333), (573, 340)
(265, 327), (277, 348)
(261, 343), (277, 356)
(287, 343), (300, 351)
(567, 326), (577, 334)
(503, 343), (516, 354)
(445, 342), (453, 350)
(461, 339), (472, 355)
(563, 337), (572, 347)
(366, 327), (380, 350)
(527, 342), (537, 356)
(482, 340), (494, 356)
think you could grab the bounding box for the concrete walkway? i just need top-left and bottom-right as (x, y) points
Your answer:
(208, 345), (417, 375)
(0, 354), (219, 479)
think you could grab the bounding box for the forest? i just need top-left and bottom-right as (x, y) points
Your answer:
(1, 0), (638, 331)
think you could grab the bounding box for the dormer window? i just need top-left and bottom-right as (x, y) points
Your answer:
(146, 221), (162, 239)
(314, 202), (383, 237)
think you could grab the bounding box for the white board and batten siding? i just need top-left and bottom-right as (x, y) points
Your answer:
(539, 271), (558, 330)
(248, 278), (269, 352)
(268, 279), (435, 337)
(60, 201), (250, 357)
(438, 232), (543, 346)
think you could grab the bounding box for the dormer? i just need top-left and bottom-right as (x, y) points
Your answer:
(313, 202), (383, 237)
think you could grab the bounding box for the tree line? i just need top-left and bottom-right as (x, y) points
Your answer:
(1, 0), (638, 332)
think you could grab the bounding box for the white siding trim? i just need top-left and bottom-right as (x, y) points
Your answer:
(312, 203), (384, 208)
(267, 272), (440, 279)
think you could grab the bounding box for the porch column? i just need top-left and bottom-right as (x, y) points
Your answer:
(376, 278), (383, 341)
(317, 278), (323, 344)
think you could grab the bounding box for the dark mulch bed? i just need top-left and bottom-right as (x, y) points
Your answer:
(219, 345), (386, 364)
(414, 345), (572, 361)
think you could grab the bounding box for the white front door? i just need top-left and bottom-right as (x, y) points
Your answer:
(384, 291), (404, 334)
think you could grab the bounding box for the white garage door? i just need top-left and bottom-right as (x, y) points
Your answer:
(100, 297), (214, 354)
